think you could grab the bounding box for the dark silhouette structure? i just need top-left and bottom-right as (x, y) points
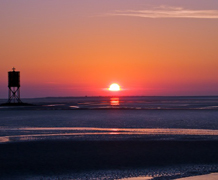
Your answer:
(8, 67), (22, 103)
(0, 68), (33, 106)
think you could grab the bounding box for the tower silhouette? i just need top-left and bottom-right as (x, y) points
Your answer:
(8, 67), (22, 103)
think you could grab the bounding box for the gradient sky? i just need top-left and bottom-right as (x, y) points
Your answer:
(1, 0), (218, 98)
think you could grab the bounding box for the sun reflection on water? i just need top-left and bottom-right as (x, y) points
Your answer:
(110, 98), (119, 106)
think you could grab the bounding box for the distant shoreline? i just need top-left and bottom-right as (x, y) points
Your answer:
(1, 95), (218, 100)
(1, 95), (218, 110)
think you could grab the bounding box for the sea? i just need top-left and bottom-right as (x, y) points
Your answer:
(0, 96), (218, 179)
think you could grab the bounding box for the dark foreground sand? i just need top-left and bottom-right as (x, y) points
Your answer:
(1, 140), (218, 179)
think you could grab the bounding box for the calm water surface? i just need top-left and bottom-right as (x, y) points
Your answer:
(0, 96), (218, 143)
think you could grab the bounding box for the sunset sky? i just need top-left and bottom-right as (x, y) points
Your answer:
(1, 0), (218, 98)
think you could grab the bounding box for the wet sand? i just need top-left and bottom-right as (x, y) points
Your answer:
(1, 140), (218, 179)
(121, 173), (218, 180)
(175, 173), (218, 180)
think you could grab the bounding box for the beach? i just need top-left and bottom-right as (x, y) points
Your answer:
(1, 0), (218, 178)
(1, 96), (218, 179)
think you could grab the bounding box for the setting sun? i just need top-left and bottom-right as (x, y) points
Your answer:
(109, 83), (121, 91)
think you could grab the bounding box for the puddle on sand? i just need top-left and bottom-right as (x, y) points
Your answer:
(1, 127), (218, 143)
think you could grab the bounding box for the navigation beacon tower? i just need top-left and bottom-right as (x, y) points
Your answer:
(8, 67), (22, 103)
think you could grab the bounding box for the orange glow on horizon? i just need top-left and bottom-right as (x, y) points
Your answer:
(1, 1), (218, 97)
